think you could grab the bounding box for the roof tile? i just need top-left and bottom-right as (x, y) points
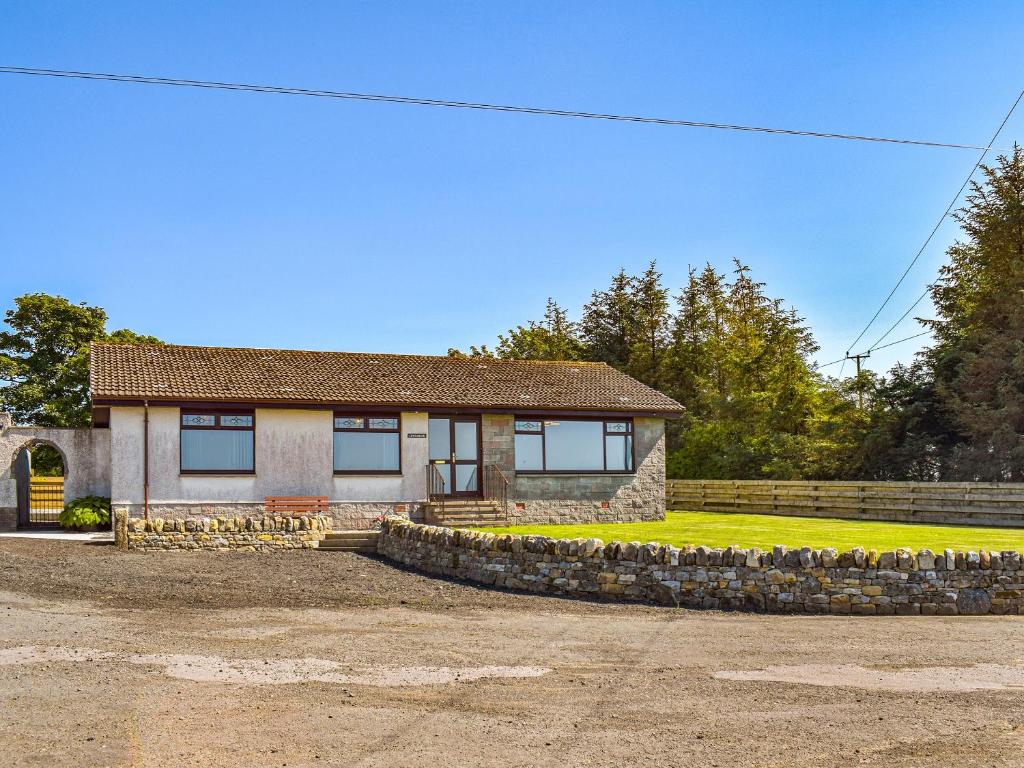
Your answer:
(89, 343), (684, 415)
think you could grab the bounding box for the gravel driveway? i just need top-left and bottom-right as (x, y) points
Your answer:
(2, 538), (1023, 767)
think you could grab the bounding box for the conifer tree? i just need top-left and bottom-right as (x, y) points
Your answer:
(926, 147), (1024, 480)
(579, 269), (637, 370)
(495, 299), (583, 360)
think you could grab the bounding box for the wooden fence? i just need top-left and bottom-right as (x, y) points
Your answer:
(666, 479), (1024, 528)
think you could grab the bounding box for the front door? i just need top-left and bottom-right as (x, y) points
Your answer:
(428, 416), (481, 497)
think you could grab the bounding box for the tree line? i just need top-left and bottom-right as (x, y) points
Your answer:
(451, 147), (1024, 482)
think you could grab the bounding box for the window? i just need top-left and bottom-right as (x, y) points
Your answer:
(334, 414), (401, 473)
(180, 411), (255, 473)
(514, 418), (634, 473)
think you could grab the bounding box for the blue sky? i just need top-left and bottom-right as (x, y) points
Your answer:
(2, 2), (1023, 376)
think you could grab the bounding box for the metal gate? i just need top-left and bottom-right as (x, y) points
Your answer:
(27, 477), (64, 527)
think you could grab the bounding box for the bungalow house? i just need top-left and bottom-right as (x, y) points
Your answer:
(2, 343), (682, 530)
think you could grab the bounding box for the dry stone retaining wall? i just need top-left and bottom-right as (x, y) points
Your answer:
(377, 517), (1024, 615)
(114, 501), (416, 531)
(114, 510), (330, 551)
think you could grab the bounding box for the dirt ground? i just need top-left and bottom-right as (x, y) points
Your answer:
(2, 539), (1024, 767)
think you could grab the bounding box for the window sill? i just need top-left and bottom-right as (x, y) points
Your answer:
(180, 472), (256, 477)
(333, 471), (403, 477)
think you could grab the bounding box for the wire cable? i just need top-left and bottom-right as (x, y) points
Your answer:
(0, 66), (1008, 151)
(843, 88), (1024, 354)
(869, 329), (932, 352)
(866, 288), (932, 351)
(816, 330), (932, 370)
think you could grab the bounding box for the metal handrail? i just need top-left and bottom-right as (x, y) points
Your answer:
(426, 463), (446, 520)
(484, 464), (510, 522)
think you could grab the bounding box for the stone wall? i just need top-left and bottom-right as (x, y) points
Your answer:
(112, 501), (421, 531)
(377, 517), (1024, 615)
(114, 509), (331, 551)
(480, 415), (666, 525)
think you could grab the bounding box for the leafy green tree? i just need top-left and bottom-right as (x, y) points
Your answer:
(859, 362), (957, 481)
(28, 444), (65, 477)
(446, 345), (495, 358)
(450, 239), (1024, 483)
(459, 262), (670, 376)
(0, 293), (162, 427)
(800, 374), (874, 480)
(666, 260), (821, 479)
(495, 299), (583, 360)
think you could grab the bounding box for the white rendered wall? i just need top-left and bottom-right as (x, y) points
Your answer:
(110, 406), (430, 506)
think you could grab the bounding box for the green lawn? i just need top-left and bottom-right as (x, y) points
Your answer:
(480, 510), (1024, 552)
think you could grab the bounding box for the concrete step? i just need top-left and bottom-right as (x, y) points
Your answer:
(430, 512), (501, 518)
(317, 530), (379, 552)
(428, 505), (502, 512)
(436, 518), (507, 524)
(429, 514), (508, 528)
(429, 504), (502, 511)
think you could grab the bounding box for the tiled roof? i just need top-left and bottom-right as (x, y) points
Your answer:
(89, 343), (684, 415)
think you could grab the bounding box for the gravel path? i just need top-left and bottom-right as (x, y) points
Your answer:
(0, 537), (652, 613)
(2, 538), (1024, 767)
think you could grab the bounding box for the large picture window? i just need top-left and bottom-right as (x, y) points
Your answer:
(514, 418), (634, 473)
(180, 411), (255, 473)
(334, 414), (401, 474)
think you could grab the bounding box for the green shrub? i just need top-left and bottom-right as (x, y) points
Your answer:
(59, 496), (112, 529)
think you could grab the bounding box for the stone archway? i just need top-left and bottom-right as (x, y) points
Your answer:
(9, 439), (69, 528)
(0, 418), (111, 531)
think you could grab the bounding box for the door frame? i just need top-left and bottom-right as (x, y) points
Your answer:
(428, 415), (482, 498)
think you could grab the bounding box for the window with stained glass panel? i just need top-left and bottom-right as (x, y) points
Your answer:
(180, 411), (255, 473)
(334, 413), (401, 473)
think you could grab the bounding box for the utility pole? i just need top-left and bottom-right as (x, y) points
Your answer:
(846, 352), (871, 409)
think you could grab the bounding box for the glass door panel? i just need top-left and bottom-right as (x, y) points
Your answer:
(454, 420), (478, 460)
(455, 464), (478, 493)
(434, 463), (452, 491)
(428, 418), (451, 461)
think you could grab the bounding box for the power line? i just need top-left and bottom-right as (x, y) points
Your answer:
(870, 328), (932, 352)
(0, 65), (1008, 151)
(843, 87), (1024, 354)
(818, 357), (848, 370)
(815, 330), (932, 370)
(866, 288), (932, 351)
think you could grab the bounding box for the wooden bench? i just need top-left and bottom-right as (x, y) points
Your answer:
(265, 496), (329, 516)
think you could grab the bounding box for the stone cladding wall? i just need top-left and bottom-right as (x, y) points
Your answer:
(113, 502), (419, 531)
(480, 415), (666, 525)
(377, 517), (1024, 615)
(115, 510), (330, 551)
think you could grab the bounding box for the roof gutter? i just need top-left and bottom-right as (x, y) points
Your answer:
(91, 397), (684, 419)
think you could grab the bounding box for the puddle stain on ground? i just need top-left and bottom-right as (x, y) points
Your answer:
(0, 645), (550, 687)
(715, 663), (1024, 692)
